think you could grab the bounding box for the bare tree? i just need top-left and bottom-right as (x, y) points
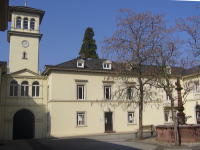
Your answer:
(177, 16), (200, 57)
(153, 36), (180, 145)
(153, 33), (194, 145)
(154, 35), (179, 119)
(102, 9), (166, 139)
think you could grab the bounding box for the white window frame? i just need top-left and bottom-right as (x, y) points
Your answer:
(32, 81), (40, 97)
(77, 112), (86, 126)
(166, 93), (170, 101)
(10, 80), (18, 96)
(194, 80), (200, 94)
(166, 66), (171, 74)
(104, 85), (111, 100)
(103, 63), (111, 70)
(164, 109), (176, 123)
(127, 86), (133, 100)
(77, 85), (85, 100)
(21, 81), (29, 96)
(164, 110), (170, 123)
(128, 112), (135, 124)
(77, 59), (84, 68)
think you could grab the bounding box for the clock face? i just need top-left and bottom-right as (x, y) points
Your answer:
(21, 40), (29, 48)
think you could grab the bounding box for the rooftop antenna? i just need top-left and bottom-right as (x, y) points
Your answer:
(24, 1), (28, 7)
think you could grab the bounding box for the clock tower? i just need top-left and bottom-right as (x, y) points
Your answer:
(8, 6), (45, 73)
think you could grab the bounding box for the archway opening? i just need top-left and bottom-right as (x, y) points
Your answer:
(13, 109), (35, 140)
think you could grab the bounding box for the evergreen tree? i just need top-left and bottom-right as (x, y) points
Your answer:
(79, 27), (98, 58)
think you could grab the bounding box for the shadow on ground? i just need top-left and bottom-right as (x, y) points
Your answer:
(28, 138), (142, 150)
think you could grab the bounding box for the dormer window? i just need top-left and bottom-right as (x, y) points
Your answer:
(103, 60), (112, 70)
(77, 59), (85, 68)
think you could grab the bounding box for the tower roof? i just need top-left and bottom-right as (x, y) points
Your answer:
(9, 6), (45, 24)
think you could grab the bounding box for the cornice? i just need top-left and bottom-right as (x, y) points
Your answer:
(7, 30), (43, 42)
(9, 6), (45, 24)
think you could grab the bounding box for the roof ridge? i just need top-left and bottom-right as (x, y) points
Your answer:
(55, 57), (79, 66)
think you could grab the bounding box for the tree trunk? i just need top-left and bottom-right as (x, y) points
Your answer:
(138, 77), (144, 139)
(138, 99), (143, 139)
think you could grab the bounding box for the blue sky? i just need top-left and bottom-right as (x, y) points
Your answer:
(0, 0), (199, 71)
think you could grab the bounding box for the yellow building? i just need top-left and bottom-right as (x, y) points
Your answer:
(1, 5), (200, 140)
(0, 6), (47, 140)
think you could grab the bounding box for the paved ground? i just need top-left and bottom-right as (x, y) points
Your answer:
(0, 133), (200, 150)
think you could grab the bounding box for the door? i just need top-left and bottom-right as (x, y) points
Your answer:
(13, 109), (35, 140)
(105, 112), (113, 132)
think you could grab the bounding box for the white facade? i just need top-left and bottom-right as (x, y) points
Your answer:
(0, 6), (47, 140)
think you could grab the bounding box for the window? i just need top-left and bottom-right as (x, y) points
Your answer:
(164, 110), (170, 122)
(30, 18), (35, 30)
(164, 108), (175, 123)
(10, 80), (18, 96)
(77, 112), (86, 126)
(77, 62), (84, 68)
(77, 59), (84, 68)
(23, 18), (28, 29)
(32, 81), (39, 97)
(22, 52), (28, 59)
(21, 81), (29, 96)
(103, 60), (112, 70)
(194, 80), (200, 93)
(103, 63), (111, 70)
(77, 85), (84, 100)
(16, 17), (21, 29)
(128, 112), (134, 124)
(104, 85), (111, 100)
(127, 87), (133, 100)
(166, 66), (171, 74)
(196, 105), (200, 124)
(165, 93), (170, 101)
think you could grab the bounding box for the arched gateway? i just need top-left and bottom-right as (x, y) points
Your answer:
(13, 109), (35, 140)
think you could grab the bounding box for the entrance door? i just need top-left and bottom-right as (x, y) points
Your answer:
(13, 109), (35, 140)
(105, 112), (113, 132)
